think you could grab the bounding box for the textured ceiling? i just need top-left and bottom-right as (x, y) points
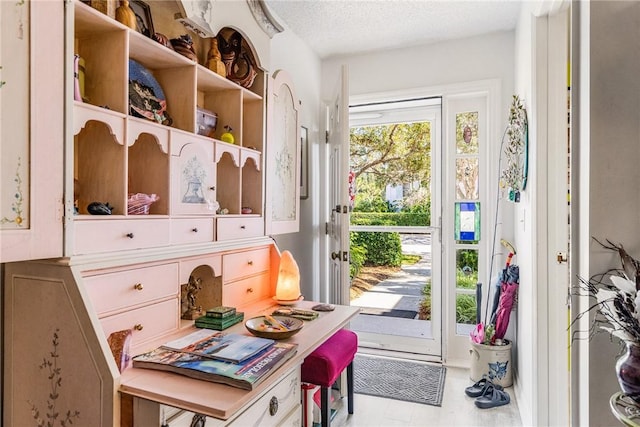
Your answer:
(264, 0), (522, 59)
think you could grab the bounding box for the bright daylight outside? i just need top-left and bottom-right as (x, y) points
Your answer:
(348, 111), (480, 341)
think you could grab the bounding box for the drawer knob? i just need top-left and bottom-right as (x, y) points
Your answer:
(247, 260), (253, 265)
(209, 186), (215, 191)
(133, 324), (144, 331)
(133, 283), (144, 291)
(126, 232), (134, 239)
(191, 227), (198, 233)
(246, 287), (254, 293)
(240, 225), (246, 229)
(269, 396), (279, 416)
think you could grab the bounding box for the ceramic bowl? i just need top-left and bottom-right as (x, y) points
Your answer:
(245, 315), (303, 340)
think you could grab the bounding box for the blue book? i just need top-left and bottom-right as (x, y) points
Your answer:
(160, 329), (274, 364)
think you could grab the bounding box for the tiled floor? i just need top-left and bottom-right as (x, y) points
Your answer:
(330, 363), (522, 427)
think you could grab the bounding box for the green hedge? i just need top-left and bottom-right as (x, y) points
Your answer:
(350, 231), (402, 267)
(351, 212), (430, 227)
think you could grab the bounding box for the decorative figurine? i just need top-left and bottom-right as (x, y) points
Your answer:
(207, 38), (226, 77)
(170, 34), (197, 62)
(182, 275), (203, 320)
(115, 0), (136, 30)
(221, 125), (235, 144)
(87, 202), (113, 215)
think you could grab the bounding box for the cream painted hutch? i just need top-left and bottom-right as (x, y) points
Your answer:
(1, 1), (315, 425)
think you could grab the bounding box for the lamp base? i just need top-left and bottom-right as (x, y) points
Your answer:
(273, 295), (304, 306)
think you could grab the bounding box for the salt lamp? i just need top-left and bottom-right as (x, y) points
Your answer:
(275, 250), (301, 302)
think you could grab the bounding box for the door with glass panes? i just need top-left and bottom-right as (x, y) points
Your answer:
(347, 97), (442, 359)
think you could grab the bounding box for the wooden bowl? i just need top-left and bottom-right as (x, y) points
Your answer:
(245, 316), (303, 340)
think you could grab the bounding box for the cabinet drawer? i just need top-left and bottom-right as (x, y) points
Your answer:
(216, 217), (264, 241)
(222, 273), (271, 308)
(84, 263), (178, 316)
(222, 248), (270, 283)
(229, 367), (301, 427)
(73, 219), (170, 255)
(100, 298), (179, 347)
(170, 218), (214, 245)
(277, 405), (303, 427)
(158, 368), (300, 427)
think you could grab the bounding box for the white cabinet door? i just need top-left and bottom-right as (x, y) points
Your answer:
(1, 0), (63, 262)
(265, 69), (300, 235)
(171, 131), (217, 215)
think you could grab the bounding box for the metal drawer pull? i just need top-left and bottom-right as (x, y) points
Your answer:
(191, 227), (198, 233)
(247, 260), (253, 265)
(126, 232), (134, 239)
(269, 396), (279, 416)
(240, 225), (246, 229)
(209, 186), (215, 191)
(133, 324), (144, 331)
(246, 288), (254, 293)
(133, 283), (144, 291)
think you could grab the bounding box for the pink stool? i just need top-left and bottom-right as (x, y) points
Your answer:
(301, 329), (358, 427)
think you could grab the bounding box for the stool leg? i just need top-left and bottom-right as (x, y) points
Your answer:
(347, 361), (354, 415)
(321, 386), (331, 427)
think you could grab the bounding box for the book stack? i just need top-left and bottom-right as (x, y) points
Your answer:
(195, 306), (244, 330)
(132, 329), (298, 390)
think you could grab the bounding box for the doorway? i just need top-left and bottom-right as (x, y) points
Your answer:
(347, 98), (443, 359)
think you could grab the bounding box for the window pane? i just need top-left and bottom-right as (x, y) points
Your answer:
(454, 202), (480, 243)
(456, 293), (477, 325)
(456, 112), (478, 154)
(456, 158), (479, 200)
(349, 122), (432, 225)
(456, 248), (478, 289)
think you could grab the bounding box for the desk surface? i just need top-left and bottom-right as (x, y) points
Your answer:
(119, 301), (359, 420)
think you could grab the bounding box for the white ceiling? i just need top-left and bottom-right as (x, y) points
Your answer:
(263, 0), (523, 59)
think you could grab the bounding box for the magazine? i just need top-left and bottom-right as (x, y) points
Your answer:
(160, 329), (274, 364)
(132, 341), (298, 390)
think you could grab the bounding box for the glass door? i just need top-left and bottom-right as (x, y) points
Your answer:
(348, 98), (442, 359)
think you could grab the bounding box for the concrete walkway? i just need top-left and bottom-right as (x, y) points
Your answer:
(350, 234), (434, 338)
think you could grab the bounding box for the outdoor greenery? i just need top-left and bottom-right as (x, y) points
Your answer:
(418, 268), (479, 323)
(348, 120), (478, 324)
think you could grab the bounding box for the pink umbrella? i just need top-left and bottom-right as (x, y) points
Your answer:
(494, 281), (518, 340)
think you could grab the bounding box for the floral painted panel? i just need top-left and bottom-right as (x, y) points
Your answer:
(271, 84), (297, 222)
(1, 0), (30, 229)
(455, 111), (478, 155)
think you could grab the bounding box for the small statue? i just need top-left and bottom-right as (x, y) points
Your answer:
(183, 275), (203, 320)
(207, 38), (226, 77)
(115, 0), (136, 30)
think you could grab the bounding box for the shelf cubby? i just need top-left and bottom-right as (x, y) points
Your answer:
(74, 120), (126, 215)
(127, 120), (170, 216)
(241, 150), (262, 215)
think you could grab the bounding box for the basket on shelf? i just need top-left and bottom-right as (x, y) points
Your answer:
(127, 193), (159, 215)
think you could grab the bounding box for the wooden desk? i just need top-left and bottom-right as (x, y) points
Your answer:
(120, 301), (360, 425)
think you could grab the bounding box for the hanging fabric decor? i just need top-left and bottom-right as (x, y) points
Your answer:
(500, 95), (528, 202)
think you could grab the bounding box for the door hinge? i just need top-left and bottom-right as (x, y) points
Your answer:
(325, 130), (329, 144)
(342, 251), (349, 262)
(325, 222), (329, 235)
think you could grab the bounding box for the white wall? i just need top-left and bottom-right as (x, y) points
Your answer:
(512, 4), (535, 425)
(269, 25), (323, 301)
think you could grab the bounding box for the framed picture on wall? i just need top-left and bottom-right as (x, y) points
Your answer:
(130, 0), (154, 38)
(300, 126), (309, 199)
